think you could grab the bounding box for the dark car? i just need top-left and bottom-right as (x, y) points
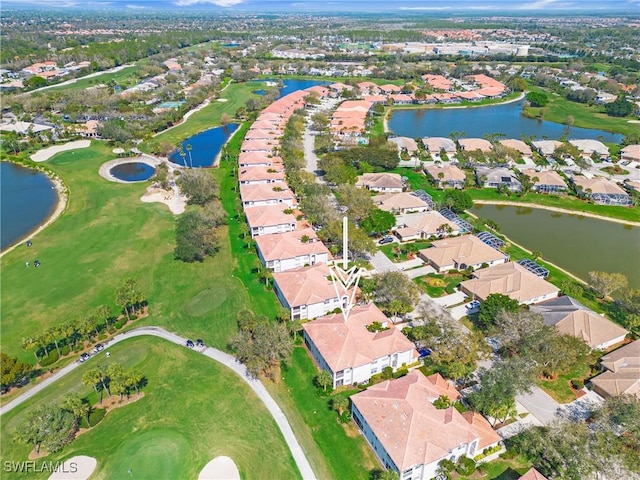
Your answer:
(186, 339), (195, 348)
(79, 353), (91, 362)
(378, 236), (394, 245)
(418, 348), (432, 358)
(196, 339), (204, 347)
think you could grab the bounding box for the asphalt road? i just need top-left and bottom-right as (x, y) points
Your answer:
(0, 326), (317, 480)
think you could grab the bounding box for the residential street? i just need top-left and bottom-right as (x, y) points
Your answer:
(0, 327), (317, 480)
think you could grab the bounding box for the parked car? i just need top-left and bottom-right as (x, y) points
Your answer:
(378, 236), (394, 245)
(92, 343), (104, 353)
(466, 300), (480, 311)
(195, 339), (204, 347)
(186, 339), (194, 348)
(79, 353), (91, 362)
(418, 348), (432, 358)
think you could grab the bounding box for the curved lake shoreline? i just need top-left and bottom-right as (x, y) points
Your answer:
(470, 202), (640, 289)
(473, 200), (640, 227)
(0, 162), (67, 257)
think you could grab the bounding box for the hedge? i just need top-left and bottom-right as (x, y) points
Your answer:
(39, 351), (60, 367)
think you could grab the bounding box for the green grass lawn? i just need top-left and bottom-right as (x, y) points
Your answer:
(537, 361), (593, 404)
(150, 82), (263, 146)
(47, 65), (142, 92)
(266, 347), (380, 480)
(390, 167), (445, 203)
(460, 455), (532, 480)
(379, 240), (432, 263)
(414, 272), (465, 297)
(523, 86), (637, 137)
(0, 142), (251, 361)
(468, 188), (640, 224)
(0, 336), (300, 480)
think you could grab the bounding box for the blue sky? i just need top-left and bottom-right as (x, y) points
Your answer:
(3, 0), (639, 12)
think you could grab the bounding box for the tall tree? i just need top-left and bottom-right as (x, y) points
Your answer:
(176, 169), (219, 205)
(1, 353), (32, 392)
(315, 370), (333, 392)
(62, 393), (90, 425)
(477, 293), (520, 331)
(370, 271), (421, 319)
(588, 271), (628, 299)
(13, 404), (76, 455)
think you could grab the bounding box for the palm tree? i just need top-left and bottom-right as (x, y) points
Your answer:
(179, 148), (187, 168)
(315, 370), (333, 392)
(95, 305), (112, 333)
(46, 327), (62, 357)
(79, 317), (95, 344)
(61, 321), (77, 349)
(22, 337), (40, 363)
(82, 369), (102, 402)
(186, 143), (193, 168)
(62, 393), (90, 424)
(331, 396), (349, 415)
(127, 369), (144, 397)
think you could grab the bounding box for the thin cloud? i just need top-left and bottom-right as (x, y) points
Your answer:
(174, 0), (244, 6)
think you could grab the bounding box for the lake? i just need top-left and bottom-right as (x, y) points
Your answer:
(169, 124), (239, 168)
(470, 203), (640, 289)
(388, 100), (623, 143)
(1, 162), (59, 252)
(261, 79), (332, 99)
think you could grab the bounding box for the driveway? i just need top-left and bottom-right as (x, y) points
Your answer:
(369, 251), (399, 273)
(431, 290), (467, 307)
(405, 265), (435, 279)
(516, 386), (561, 425)
(0, 326), (317, 480)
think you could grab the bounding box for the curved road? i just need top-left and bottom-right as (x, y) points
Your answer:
(0, 326), (316, 480)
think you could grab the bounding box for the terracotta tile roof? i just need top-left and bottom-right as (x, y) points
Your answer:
(389, 94), (415, 103)
(398, 211), (459, 238)
(460, 262), (559, 304)
(573, 177), (628, 196)
(424, 164), (466, 183)
(459, 138), (493, 153)
(389, 137), (420, 154)
(461, 411), (501, 449)
(238, 166), (285, 182)
(499, 139), (532, 156)
(555, 310), (628, 349)
(239, 183), (296, 205)
(375, 192), (430, 212)
(273, 263), (348, 308)
(302, 303), (418, 372)
(244, 205), (297, 229)
(519, 468), (548, 480)
(241, 138), (277, 153)
(379, 84), (402, 93)
(238, 152), (278, 166)
(419, 235), (507, 270)
(422, 137), (457, 154)
(356, 173), (403, 190)
(422, 74), (452, 90)
(244, 128), (279, 140)
(351, 370), (498, 471)
(621, 144), (640, 162)
(255, 228), (330, 262)
(521, 169), (566, 188)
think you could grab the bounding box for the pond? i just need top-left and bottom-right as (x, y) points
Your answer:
(1, 162), (58, 252)
(388, 100), (623, 143)
(470, 203), (640, 289)
(261, 79), (332, 100)
(110, 162), (156, 182)
(169, 123), (239, 168)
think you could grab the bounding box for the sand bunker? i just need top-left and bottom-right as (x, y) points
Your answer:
(140, 185), (187, 214)
(48, 455), (97, 480)
(198, 456), (240, 480)
(31, 140), (91, 162)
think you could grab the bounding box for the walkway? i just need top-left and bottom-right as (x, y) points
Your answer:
(0, 326), (317, 480)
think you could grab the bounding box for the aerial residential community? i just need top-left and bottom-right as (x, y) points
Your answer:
(1, 2), (639, 480)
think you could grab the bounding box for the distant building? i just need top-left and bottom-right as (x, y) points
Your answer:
(394, 212), (460, 242)
(244, 205), (297, 237)
(424, 164), (466, 189)
(375, 192), (431, 214)
(356, 173), (404, 193)
(521, 169), (567, 194)
(475, 167), (521, 191)
(572, 177), (632, 206)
